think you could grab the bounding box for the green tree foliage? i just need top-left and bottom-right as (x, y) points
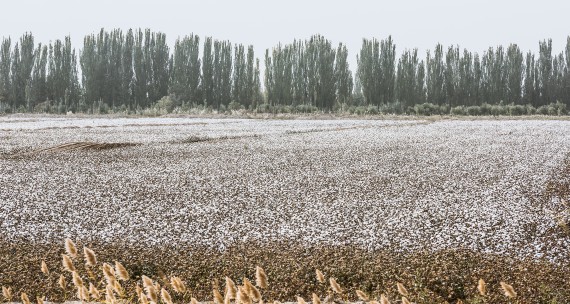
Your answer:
(230, 44), (259, 109)
(444, 46), (459, 107)
(426, 43), (445, 105)
(213, 40), (232, 109)
(357, 36), (396, 108)
(523, 52), (537, 105)
(335, 43), (353, 106)
(170, 34), (201, 105)
(149, 32), (170, 104)
(132, 29), (149, 108)
(30, 43), (47, 109)
(10, 33), (35, 110)
(505, 44), (524, 104)
(291, 40), (306, 106)
(396, 48), (422, 108)
(202, 37), (215, 108)
(266, 43), (293, 106)
(245, 46), (260, 109)
(2, 30), (570, 114)
(537, 39), (553, 106)
(232, 44), (246, 106)
(48, 36), (80, 111)
(0, 38), (11, 106)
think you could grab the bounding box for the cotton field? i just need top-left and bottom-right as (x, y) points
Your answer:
(1, 116), (570, 301)
(1, 116), (568, 261)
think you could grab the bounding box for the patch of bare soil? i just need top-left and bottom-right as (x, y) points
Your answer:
(12, 142), (138, 157)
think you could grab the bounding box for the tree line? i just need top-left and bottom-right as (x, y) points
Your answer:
(0, 29), (569, 114)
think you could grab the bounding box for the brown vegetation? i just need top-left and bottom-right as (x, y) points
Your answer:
(0, 240), (569, 303)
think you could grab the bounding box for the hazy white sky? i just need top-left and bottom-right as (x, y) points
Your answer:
(1, 0), (569, 69)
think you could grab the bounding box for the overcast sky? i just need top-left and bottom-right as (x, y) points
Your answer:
(1, 0), (569, 70)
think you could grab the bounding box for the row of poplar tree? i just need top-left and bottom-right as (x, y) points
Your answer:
(0, 29), (569, 113)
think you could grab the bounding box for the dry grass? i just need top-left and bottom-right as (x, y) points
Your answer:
(0, 240), (569, 304)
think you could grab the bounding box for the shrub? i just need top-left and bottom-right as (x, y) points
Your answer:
(154, 96), (176, 114)
(537, 105), (549, 115)
(256, 103), (273, 113)
(450, 106), (466, 116)
(379, 101), (404, 114)
(295, 104), (318, 113)
(354, 106), (367, 115)
(34, 101), (51, 113)
(275, 105), (292, 113)
(555, 101), (567, 115)
(507, 104), (526, 116)
(490, 105), (507, 116)
(479, 103), (491, 115)
(466, 106), (482, 116)
(228, 101), (243, 111)
(415, 103), (444, 116)
(366, 105), (379, 115)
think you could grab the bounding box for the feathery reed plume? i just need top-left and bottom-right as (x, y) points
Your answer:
(36, 295), (44, 304)
(273, 301), (282, 304)
(89, 283), (100, 299)
(396, 283), (408, 297)
(64, 238), (78, 258)
(62, 254), (75, 272)
(21, 292), (31, 304)
(191, 297), (199, 304)
(103, 263), (117, 285)
(312, 293), (321, 304)
(139, 293), (149, 304)
(105, 285), (116, 303)
(103, 262), (115, 276)
(114, 261), (130, 280)
(161, 288), (173, 304)
(457, 300), (464, 304)
(146, 285), (159, 303)
(356, 290), (369, 301)
(224, 293), (231, 304)
(79, 285), (90, 302)
(244, 278), (261, 302)
(40, 260), (49, 275)
(142, 275), (154, 289)
(297, 296), (307, 304)
(316, 269), (325, 283)
(477, 278), (487, 296)
(171, 276), (187, 293)
(243, 277), (253, 293)
(225, 277), (237, 299)
(256, 266), (268, 289)
(72, 271), (84, 288)
(250, 285), (261, 302)
(401, 297), (410, 304)
(58, 274), (67, 290)
(369, 301), (379, 304)
(135, 284), (143, 299)
(214, 288), (224, 304)
(238, 286), (252, 304)
(83, 247), (97, 266)
(380, 294), (390, 304)
(329, 278), (342, 293)
(2, 286), (12, 300)
(500, 282), (517, 298)
(112, 279), (124, 296)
